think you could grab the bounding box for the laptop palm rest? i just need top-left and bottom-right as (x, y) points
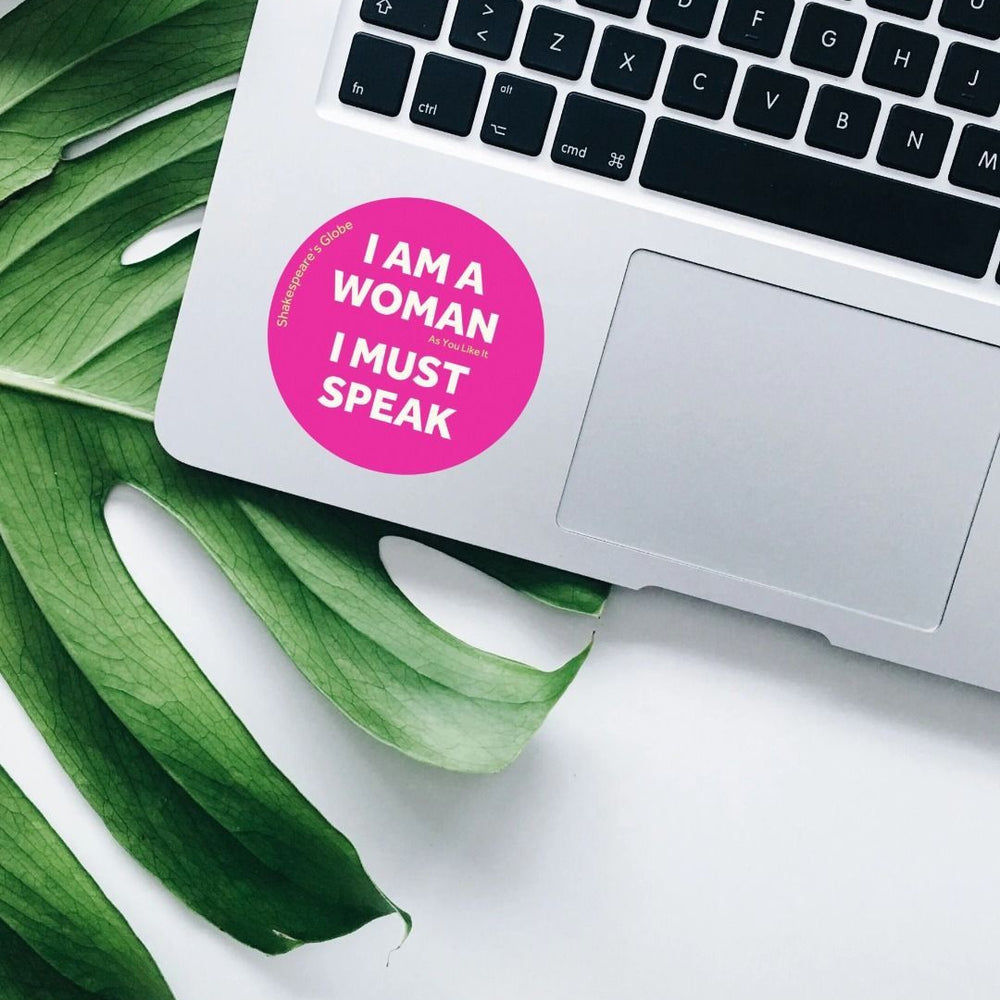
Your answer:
(558, 251), (1000, 629)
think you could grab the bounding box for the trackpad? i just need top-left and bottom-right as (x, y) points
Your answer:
(558, 251), (1000, 628)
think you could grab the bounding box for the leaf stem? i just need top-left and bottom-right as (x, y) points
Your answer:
(0, 367), (153, 422)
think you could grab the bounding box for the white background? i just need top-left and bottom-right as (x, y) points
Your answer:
(5, 1), (1000, 996)
(4, 489), (1000, 1000)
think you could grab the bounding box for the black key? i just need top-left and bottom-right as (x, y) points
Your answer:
(520, 6), (595, 79)
(639, 117), (1000, 277)
(806, 84), (881, 157)
(877, 105), (953, 177)
(863, 23), (938, 97)
(734, 66), (809, 138)
(361, 0), (448, 39)
(719, 0), (794, 57)
(579, 0), (641, 17)
(451, 0), (523, 59)
(791, 3), (867, 78)
(935, 42), (1000, 117)
(481, 73), (557, 154)
(339, 33), (414, 116)
(867, 0), (931, 20)
(592, 26), (666, 99)
(663, 45), (737, 117)
(410, 54), (486, 135)
(647, 0), (719, 36)
(951, 124), (1000, 197)
(939, 0), (1000, 40)
(551, 93), (645, 179)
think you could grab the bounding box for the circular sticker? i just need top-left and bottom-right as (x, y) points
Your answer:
(269, 198), (544, 475)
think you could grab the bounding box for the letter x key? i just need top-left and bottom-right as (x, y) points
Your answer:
(591, 26), (666, 99)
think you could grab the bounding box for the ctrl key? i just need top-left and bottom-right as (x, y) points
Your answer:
(551, 93), (645, 180)
(339, 33), (414, 117)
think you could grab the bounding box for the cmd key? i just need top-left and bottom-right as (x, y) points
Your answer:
(639, 117), (1000, 277)
(361, 0), (449, 38)
(551, 93), (645, 179)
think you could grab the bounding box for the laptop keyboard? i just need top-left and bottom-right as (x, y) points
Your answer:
(338, 0), (1000, 280)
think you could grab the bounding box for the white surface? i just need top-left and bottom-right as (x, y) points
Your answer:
(3, 487), (1000, 999)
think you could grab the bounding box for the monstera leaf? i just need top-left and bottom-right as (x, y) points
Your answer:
(0, 0), (607, 960)
(0, 764), (174, 999)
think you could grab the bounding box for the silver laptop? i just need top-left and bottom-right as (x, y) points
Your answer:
(157, 0), (1000, 691)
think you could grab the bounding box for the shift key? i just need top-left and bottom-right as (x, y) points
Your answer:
(551, 94), (645, 180)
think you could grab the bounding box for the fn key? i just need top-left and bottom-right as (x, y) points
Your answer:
(339, 33), (414, 116)
(551, 93), (645, 180)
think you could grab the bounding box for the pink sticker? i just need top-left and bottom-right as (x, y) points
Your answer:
(269, 198), (544, 475)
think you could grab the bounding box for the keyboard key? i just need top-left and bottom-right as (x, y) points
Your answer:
(551, 93), (646, 179)
(520, 6), (595, 79)
(360, 0), (448, 39)
(663, 45), (737, 118)
(719, 0), (794, 57)
(647, 0), (719, 36)
(939, 0), (1000, 40)
(579, 0), (641, 17)
(451, 0), (523, 59)
(863, 23), (938, 97)
(410, 54), (486, 135)
(951, 124), (1000, 197)
(877, 105), (953, 176)
(592, 26), (666, 99)
(935, 42), (1000, 116)
(481, 73), (557, 154)
(339, 33), (414, 116)
(639, 117), (1000, 277)
(867, 0), (931, 20)
(806, 84), (881, 157)
(791, 3), (867, 78)
(734, 66), (809, 138)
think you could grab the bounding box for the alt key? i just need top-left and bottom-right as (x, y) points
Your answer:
(481, 73), (557, 155)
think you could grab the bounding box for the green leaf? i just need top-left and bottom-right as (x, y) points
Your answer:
(0, 0), (608, 956)
(0, 765), (174, 999)
(0, 0), (256, 202)
(0, 533), (402, 953)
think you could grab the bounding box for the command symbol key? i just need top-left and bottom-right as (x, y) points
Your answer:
(551, 93), (645, 180)
(480, 73), (557, 155)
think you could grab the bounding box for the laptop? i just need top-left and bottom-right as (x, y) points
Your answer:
(157, 0), (1000, 691)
